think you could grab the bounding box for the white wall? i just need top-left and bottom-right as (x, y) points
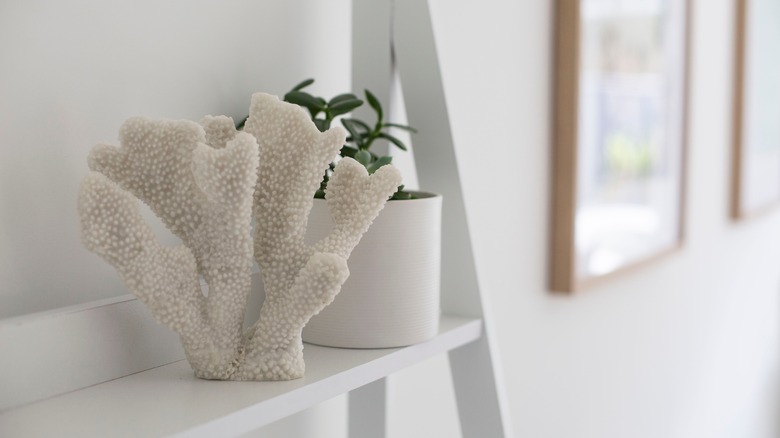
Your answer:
(0, 0), (351, 318)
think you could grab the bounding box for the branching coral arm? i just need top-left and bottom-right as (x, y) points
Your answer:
(244, 93), (345, 279)
(191, 132), (259, 341)
(237, 253), (349, 380)
(200, 115), (237, 150)
(82, 118), (260, 380)
(78, 173), (207, 338)
(242, 147), (401, 380)
(314, 158), (403, 259)
(87, 118), (206, 253)
(237, 93), (401, 380)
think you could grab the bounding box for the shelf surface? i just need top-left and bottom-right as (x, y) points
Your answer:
(0, 315), (480, 438)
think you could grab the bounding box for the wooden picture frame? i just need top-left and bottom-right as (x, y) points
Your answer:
(551, 0), (689, 292)
(731, 0), (780, 220)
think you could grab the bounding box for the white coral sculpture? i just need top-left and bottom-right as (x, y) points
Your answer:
(77, 93), (402, 381)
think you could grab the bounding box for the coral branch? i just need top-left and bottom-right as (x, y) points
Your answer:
(200, 115), (237, 150)
(240, 94), (402, 379)
(314, 158), (403, 258)
(78, 172), (206, 338)
(88, 118), (206, 248)
(190, 132), (258, 345)
(245, 93), (345, 269)
(236, 253), (349, 380)
(83, 117), (259, 379)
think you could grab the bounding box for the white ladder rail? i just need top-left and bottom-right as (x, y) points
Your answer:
(348, 0), (513, 436)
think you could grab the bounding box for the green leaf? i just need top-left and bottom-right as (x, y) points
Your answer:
(367, 155), (393, 174)
(355, 150), (372, 167)
(284, 91), (325, 115)
(290, 78), (315, 92)
(312, 119), (330, 132)
(329, 99), (363, 117)
(341, 119), (364, 148)
(364, 89), (383, 121)
(383, 122), (418, 133)
(377, 132), (408, 151)
(391, 190), (412, 200)
(315, 169), (329, 199)
(236, 115), (249, 130)
(347, 118), (371, 133)
(329, 93), (360, 106)
(340, 145), (359, 158)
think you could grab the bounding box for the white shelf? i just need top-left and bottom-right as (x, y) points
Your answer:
(0, 315), (481, 438)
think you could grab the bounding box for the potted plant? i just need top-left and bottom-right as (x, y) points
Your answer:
(251, 79), (442, 348)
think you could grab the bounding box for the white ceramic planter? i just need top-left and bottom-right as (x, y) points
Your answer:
(302, 192), (442, 348)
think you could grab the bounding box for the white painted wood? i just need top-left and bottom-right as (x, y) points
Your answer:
(392, 1), (514, 436)
(392, 0), (481, 320)
(348, 378), (387, 438)
(449, 334), (515, 437)
(0, 316), (480, 438)
(352, 0), (393, 156)
(0, 294), (184, 411)
(0, 273), (266, 412)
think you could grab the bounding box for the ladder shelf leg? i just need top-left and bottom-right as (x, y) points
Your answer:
(348, 377), (387, 438)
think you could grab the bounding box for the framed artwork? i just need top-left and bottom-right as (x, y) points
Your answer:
(731, 0), (780, 219)
(551, 0), (689, 292)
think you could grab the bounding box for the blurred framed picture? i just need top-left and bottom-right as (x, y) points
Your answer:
(731, 0), (780, 219)
(551, 0), (689, 292)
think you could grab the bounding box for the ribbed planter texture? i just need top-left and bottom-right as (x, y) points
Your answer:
(302, 192), (442, 348)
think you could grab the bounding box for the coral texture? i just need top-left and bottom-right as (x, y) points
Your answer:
(78, 93), (402, 380)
